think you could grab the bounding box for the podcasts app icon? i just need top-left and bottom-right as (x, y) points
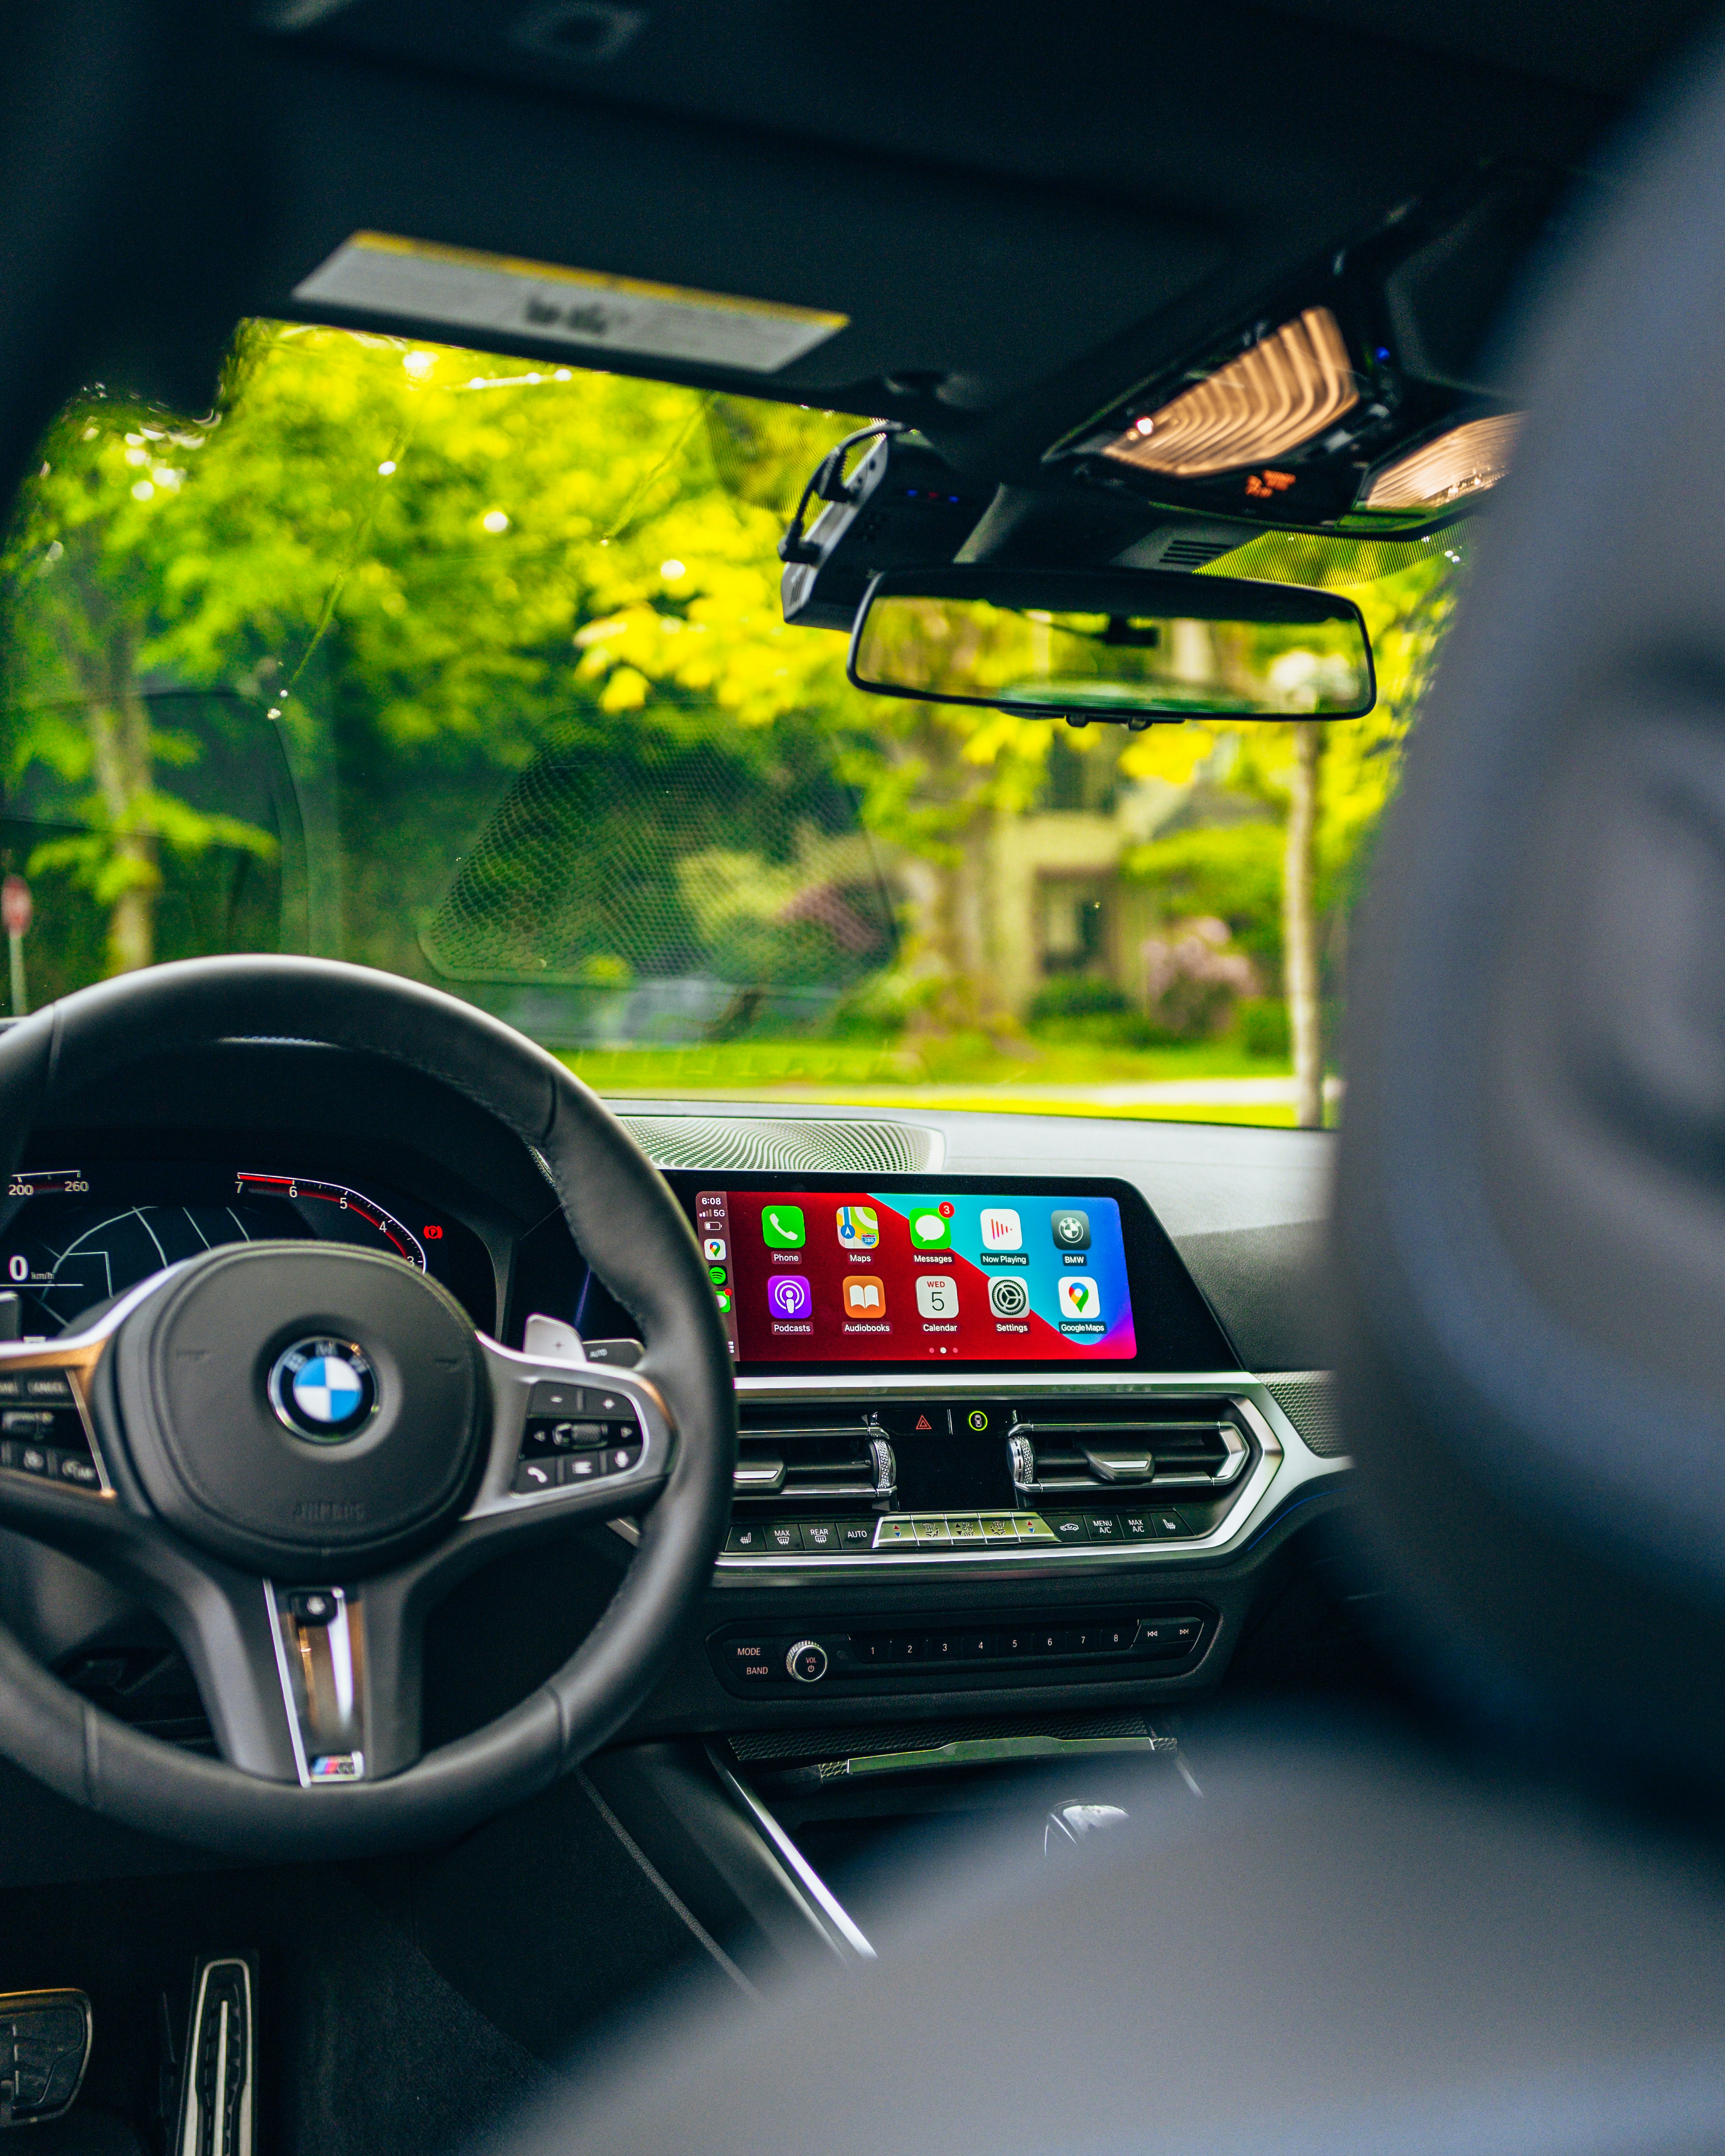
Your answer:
(768, 1274), (812, 1322)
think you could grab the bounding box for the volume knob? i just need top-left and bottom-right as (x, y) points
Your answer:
(786, 1639), (829, 1684)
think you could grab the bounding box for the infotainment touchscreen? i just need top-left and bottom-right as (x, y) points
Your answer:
(691, 1185), (1138, 1367)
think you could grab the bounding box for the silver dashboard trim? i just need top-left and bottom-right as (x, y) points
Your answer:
(708, 1378), (1336, 1571)
(607, 1371), (1343, 1570)
(708, 1747), (877, 1964)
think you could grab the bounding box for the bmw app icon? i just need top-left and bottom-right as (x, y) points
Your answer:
(269, 1337), (379, 1441)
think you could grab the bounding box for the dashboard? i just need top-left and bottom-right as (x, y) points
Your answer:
(0, 1039), (1346, 1761)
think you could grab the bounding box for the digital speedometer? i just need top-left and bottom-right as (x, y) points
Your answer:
(0, 1160), (491, 1335)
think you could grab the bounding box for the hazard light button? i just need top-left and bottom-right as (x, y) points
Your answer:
(871, 1403), (952, 1439)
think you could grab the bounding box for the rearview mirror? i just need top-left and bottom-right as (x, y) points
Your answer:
(847, 567), (1375, 723)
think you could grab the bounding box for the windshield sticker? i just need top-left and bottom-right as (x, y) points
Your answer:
(293, 232), (848, 373)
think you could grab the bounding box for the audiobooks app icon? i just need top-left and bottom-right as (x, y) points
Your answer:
(842, 1274), (887, 1319)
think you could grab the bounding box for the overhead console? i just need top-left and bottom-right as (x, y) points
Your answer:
(662, 1174), (1303, 1571)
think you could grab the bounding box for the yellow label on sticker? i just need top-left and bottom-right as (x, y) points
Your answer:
(293, 231), (847, 374)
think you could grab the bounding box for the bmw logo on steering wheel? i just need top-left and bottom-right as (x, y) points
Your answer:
(268, 1337), (379, 1442)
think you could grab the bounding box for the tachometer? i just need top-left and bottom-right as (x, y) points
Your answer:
(232, 1173), (426, 1268)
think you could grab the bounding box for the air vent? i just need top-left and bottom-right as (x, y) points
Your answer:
(1008, 1398), (1249, 1499)
(736, 1406), (895, 1507)
(619, 1115), (942, 1174)
(1158, 536), (1237, 570)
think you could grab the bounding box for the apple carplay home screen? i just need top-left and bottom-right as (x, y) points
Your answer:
(696, 1188), (1137, 1366)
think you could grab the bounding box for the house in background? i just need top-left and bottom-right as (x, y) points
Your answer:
(976, 734), (1269, 1019)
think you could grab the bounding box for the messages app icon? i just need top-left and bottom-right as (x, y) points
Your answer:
(835, 1205), (879, 1251)
(907, 1206), (951, 1251)
(762, 1205), (806, 1249)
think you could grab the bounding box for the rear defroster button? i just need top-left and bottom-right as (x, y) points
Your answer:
(787, 1639), (829, 1683)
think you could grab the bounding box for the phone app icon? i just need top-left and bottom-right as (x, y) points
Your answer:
(843, 1274), (887, 1318)
(1058, 1275), (1101, 1322)
(907, 1206), (951, 1251)
(1050, 1209), (1092, 1251)
(835, 1205), (879, 1251)
(715, 1289), (733, 1313)
(702, 1236), (726, 1262)
(768, 1273), (812, 1320)
(988, 1276), (1029, 1319)
(916, 1274), (959, 1319)
(979, 1206), (1022, 1250)
(762, 1205), (806, 1249)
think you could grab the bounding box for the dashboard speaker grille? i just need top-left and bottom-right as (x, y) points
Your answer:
(1265, 1371), (1346, 1457)
(618, 1115), (942, 1174)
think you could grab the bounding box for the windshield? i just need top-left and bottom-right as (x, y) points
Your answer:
(0, 323), (1470, 1129)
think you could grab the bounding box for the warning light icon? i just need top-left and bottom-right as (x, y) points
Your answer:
(914, 1414), (932, 1431)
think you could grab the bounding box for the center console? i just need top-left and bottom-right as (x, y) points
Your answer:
(664, 1173), (1297, 1579)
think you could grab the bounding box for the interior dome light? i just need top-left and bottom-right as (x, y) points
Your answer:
(1362, 412), (1523, 511)
(1101, 308), (1358, 478)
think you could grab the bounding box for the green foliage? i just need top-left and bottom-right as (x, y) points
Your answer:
(1027, 976), (1129, 1022)
(1123, 822), (1284, 972)
(0, 324), (879, 993)
(1234, 995), (1291, 1059)
(1026, 976), (1163, 1050)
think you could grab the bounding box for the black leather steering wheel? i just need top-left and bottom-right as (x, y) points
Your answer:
(0, 956), (736, 1857)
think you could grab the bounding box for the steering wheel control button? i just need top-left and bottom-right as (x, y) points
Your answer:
(288, 1590), (337, 1625)
(269, 1338), (377, 1441)
(527, 1378), (586, 1417)
(514, 1458), (557, 1494)
(56, 1454), (99, 1488)
(787, 1639), (829, 1682)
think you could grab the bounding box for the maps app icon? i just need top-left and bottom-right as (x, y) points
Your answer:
(835, 1205), (879, 1251)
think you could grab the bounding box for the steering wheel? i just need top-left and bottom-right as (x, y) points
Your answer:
(0, 956), (735, 1857)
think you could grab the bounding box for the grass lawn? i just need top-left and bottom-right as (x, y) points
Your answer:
(560, 1034), (1320, 1126)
